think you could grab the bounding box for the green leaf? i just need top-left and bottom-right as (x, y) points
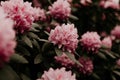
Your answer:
(97, 52), (107, 60)
(34, 54), (43, 64)
(42, 42), (52, 52)
(100, 47), (119, 57)
(109, 51), (120, 57)
(32, 39), (40, 49)
(115, 39), (120, 43)
(27, 32), (40, 40)
(32, 23), (40, 28)
(16, 45), (31, 56)
(71, 7), (78, 12)
(101, 45), (110, 49)
(64, 51), (83, 67)
(113, 70), (120, 76)
(105, 50), (116, 59)
(0, 65), (21, 80)
(48, 0), (52, 4)
(39, 39), (49, 42)
(92, 73), (101, 80)
(111, 75), (117, 80)
(69, 15), (79, 20)
(44, 31), (50, 36)
(30, 27), (39, 32)
(22, 35), (33, 48)
(20, 74), (31, 80)
(55, 48), (63, 56)
(10, 54), (28, 64)
(99, 49), (116, 59)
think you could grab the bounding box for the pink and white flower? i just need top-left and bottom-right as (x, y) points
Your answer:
(67, 0), (73, 3)
(77, 57), (93, 74)
(48, 0), (71, 20)
(1, 0), (46, 33)
(80, 0), (92, 6)
(116, 59), (120, 67)
(102, 37), (112, 49)
(38, 9), (46, 21)
(0, 7), (16, 66)
(49, 24), (79, 52)
(100, 0), (120, 9)
(55, 53), (75, 68)
(111, 25), (120, 39)
(37, 67), (76, 80)
(80, 32), (101, 53)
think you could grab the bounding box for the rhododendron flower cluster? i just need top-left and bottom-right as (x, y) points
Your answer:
(100, 31), (107, 37)
(1, 0), (45, 33)
(116, 59), (120, 67)
(77, 57), (93, 74)
(0, 8), (16, 66)
(80, 32), (101, 53)
(48, 24), (79, 52)
(80, 0), (92, 6)
(33, 0), (41, 7)
(102, 37), (112, 49)
(67, 0), (72, 3)
(48, 0), (71, 20)
(37, 67), (76, 80)
(100, 0), (120, 9)
(38, 9), (46, 21)
(55, 53), (75, 68)
(111, 25), (120, 39)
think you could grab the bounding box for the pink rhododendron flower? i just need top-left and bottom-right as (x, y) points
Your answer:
(102, 37), (112, 49)
(100, 0), (120, 9)
(77, 57), (93, 74)
(33, 0), (41, 7)
(38, 9), (46, 21)
(80, 32), (101, 53)
(110, 35), (116, 40)
(80, 0), (92, 6)
(67, 0), (72, 3)
(1, 0), (46, 33)
(116, 59), (120, 67)
(37, 67), (76, 80)
(111, 25), (120, 39)
(0, 7), (16, 66)
(55, 53), (75, 68)
(48, 24), (79, 52)
(48, 0), (71, 20)
(100, 31), (107, 37)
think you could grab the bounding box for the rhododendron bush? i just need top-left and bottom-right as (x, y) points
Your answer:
(0, 0), (120, 80)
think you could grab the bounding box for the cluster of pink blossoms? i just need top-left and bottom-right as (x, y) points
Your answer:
(80, 0), (92, 6)
(102, 37), (112, 49)
(67, 0), (73, 3)
(37, 67), (76, 80)
(111, 25), (120, 39)
(100, 0), (120, 9)
(80, 32), (101, 53)
(38, 9), (46, 21)
(77, 57), (93, 74)
(116, 59), (120, 67)
(48, 24), (79, 52)
(0, 8), (16, 66)
(1, 0), (46, 33)
(55, 53), (75, 68)
(48, 0), (71, 20)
